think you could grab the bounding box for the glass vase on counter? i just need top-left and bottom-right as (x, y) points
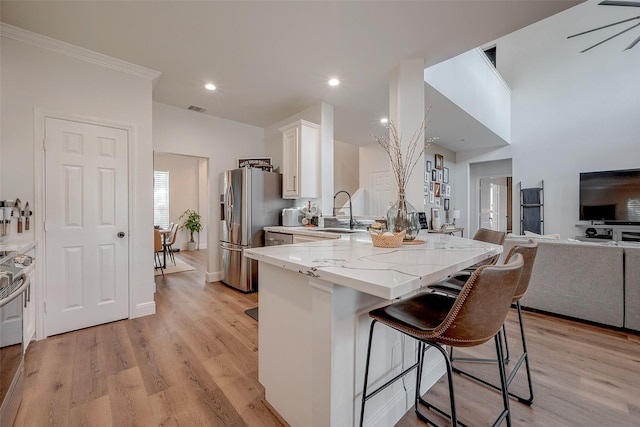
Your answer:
(386, 193), (419, 241)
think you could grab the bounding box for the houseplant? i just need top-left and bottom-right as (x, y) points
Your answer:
(373, 109), (436, 241)
(179, 209), (203, 251)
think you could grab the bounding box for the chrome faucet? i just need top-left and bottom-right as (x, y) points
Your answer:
(333, 190), (354, 229)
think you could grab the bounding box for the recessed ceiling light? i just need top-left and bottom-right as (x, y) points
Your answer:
(205, 83), (216, 91)
(380, 118), (389, 124)
(328, 78), (340, 87)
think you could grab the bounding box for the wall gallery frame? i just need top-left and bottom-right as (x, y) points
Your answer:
(435, 154), (444, 170)
(434, 182), (441, 197)
(443, 167), (449, 183)
(431, 169), (438, 181)
(426, 160), (432, 173)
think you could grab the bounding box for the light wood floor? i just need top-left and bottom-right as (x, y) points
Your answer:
(15, 249), (640, 426)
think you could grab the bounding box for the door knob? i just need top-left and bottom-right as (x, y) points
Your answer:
(117, 232), (125, 238)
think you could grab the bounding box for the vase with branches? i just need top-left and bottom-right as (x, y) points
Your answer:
(374, 109), (437, 241)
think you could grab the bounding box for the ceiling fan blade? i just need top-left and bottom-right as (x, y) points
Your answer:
(600, 1), (640, 6)
(581, 21), (640, 52)
(568, 15), (640, 38)
(625, 33), (640, 49)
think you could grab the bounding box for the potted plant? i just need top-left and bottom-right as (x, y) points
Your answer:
(179, 209), (203, 251)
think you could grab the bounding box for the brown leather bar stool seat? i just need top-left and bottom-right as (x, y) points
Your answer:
(429, 242), (539, 405)
(359, 254), (524, 427)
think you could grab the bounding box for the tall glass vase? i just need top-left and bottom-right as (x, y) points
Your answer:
(386, 193), (420, 241)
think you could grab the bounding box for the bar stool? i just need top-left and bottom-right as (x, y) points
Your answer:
(359, 254), (524, 427)
(429, 242), (538, 405)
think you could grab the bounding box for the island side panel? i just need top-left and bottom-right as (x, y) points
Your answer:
(258, 262), (446, 427)
(258, 263), (313, 426)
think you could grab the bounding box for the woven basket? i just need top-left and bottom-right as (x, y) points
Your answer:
(370, 230), (406, 248)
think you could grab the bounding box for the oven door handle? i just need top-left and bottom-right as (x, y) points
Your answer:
(0, 274), (29, 308)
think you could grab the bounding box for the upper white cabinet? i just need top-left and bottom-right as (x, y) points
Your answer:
(279, 120), (320, 199)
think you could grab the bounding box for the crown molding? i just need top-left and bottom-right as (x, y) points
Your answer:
(1, 23), (162, 82)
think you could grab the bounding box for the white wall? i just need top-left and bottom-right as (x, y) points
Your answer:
(152, 101), (265, 280)
(457, 1), (640, 239)
(153, 153), (205, 250)
(334, 139), (359, 196)
(0, 29), (157, 330)
(424, 47), (511, 143)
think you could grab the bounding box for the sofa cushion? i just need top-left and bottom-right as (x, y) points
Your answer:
(503, 239), (624, 327)
(624, 247), (640, 331)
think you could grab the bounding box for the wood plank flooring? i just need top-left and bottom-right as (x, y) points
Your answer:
(14, 249), (640, 426)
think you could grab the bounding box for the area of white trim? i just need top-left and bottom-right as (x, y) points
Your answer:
(206, 271), (222, 282)
(133, 301), (157, 319)
(1, 23), (162, 83)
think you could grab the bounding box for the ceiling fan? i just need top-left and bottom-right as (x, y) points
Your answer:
(568, 1), (640, 52)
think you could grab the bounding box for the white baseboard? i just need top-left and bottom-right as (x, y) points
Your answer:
(206, 271), (221, 282)
(131, 301), (156, 318)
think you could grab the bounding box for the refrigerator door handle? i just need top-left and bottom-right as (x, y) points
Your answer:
(219, 243), (243, 252)
(225, 182), (233, 232)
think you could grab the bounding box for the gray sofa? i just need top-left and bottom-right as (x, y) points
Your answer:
(502, 238), (629, 329)
(624, 247), (640, 331)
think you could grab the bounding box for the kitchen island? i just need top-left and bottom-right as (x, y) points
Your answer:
(244, 232), (502, 426)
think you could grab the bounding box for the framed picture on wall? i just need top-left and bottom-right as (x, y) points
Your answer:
(429, 192), (434, 203)
(429, 182), (434, 191)
(434, 182), (441, 198)
(424, 171), (429, 183)
(426, 160), (432, 173)
(435, 154), (444, 170)
(443, 167), (449, 184)
(424, 186), (429, 194)
(438, 170), (443, 182)
(444, 198), (450, 211)
(431, 169), (438, 181)
(445, 184), (451, 197)
(435, 198), (441, 207)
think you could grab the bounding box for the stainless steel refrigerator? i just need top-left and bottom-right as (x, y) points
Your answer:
(219, 168), (291, 292)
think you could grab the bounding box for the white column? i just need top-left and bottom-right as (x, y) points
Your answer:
(389, 59), (426, 210)
(320, 102), (335, 216)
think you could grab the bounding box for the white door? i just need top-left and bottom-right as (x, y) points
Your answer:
(44, 117), (129, 336)
(370, 171), (393, 216)
(479, 177), (509, 232)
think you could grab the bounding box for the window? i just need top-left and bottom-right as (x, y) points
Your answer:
(154, 171), (170, 229)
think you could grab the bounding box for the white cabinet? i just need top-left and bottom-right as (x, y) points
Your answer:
(279, 120), (320, 199)
(292, 234), (335, 244)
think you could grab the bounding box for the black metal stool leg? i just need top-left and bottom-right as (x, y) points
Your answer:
(416, 342), (459, 427)
(515, 301), (534, 404)
(494, 331), (512, 427)
(359, 320), (377, 427)
(502, 323), (510, 364)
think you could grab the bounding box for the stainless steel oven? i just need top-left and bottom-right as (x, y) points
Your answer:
(0, 258), (30, 427)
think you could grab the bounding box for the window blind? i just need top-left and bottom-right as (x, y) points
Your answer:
(154, 171), (170, 229)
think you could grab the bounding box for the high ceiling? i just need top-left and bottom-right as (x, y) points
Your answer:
(0, 1), (581, 147)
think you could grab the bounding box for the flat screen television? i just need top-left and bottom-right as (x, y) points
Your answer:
(579, 168), (640, 224)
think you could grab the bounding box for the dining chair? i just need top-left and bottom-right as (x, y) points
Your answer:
(164, 223), (179, 266)
(154, 228), (164, 276)
(360, 254), (524, 427)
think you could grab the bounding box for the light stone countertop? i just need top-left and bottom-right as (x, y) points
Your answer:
(246, 231), (502, 300)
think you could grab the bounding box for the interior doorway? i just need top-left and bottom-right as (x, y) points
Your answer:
(469, 159), (513, 236)
(478, 176), (512, 232)
(153, 153), (209, 252)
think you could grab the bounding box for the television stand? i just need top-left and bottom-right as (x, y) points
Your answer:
(575, 223), (640, 243)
